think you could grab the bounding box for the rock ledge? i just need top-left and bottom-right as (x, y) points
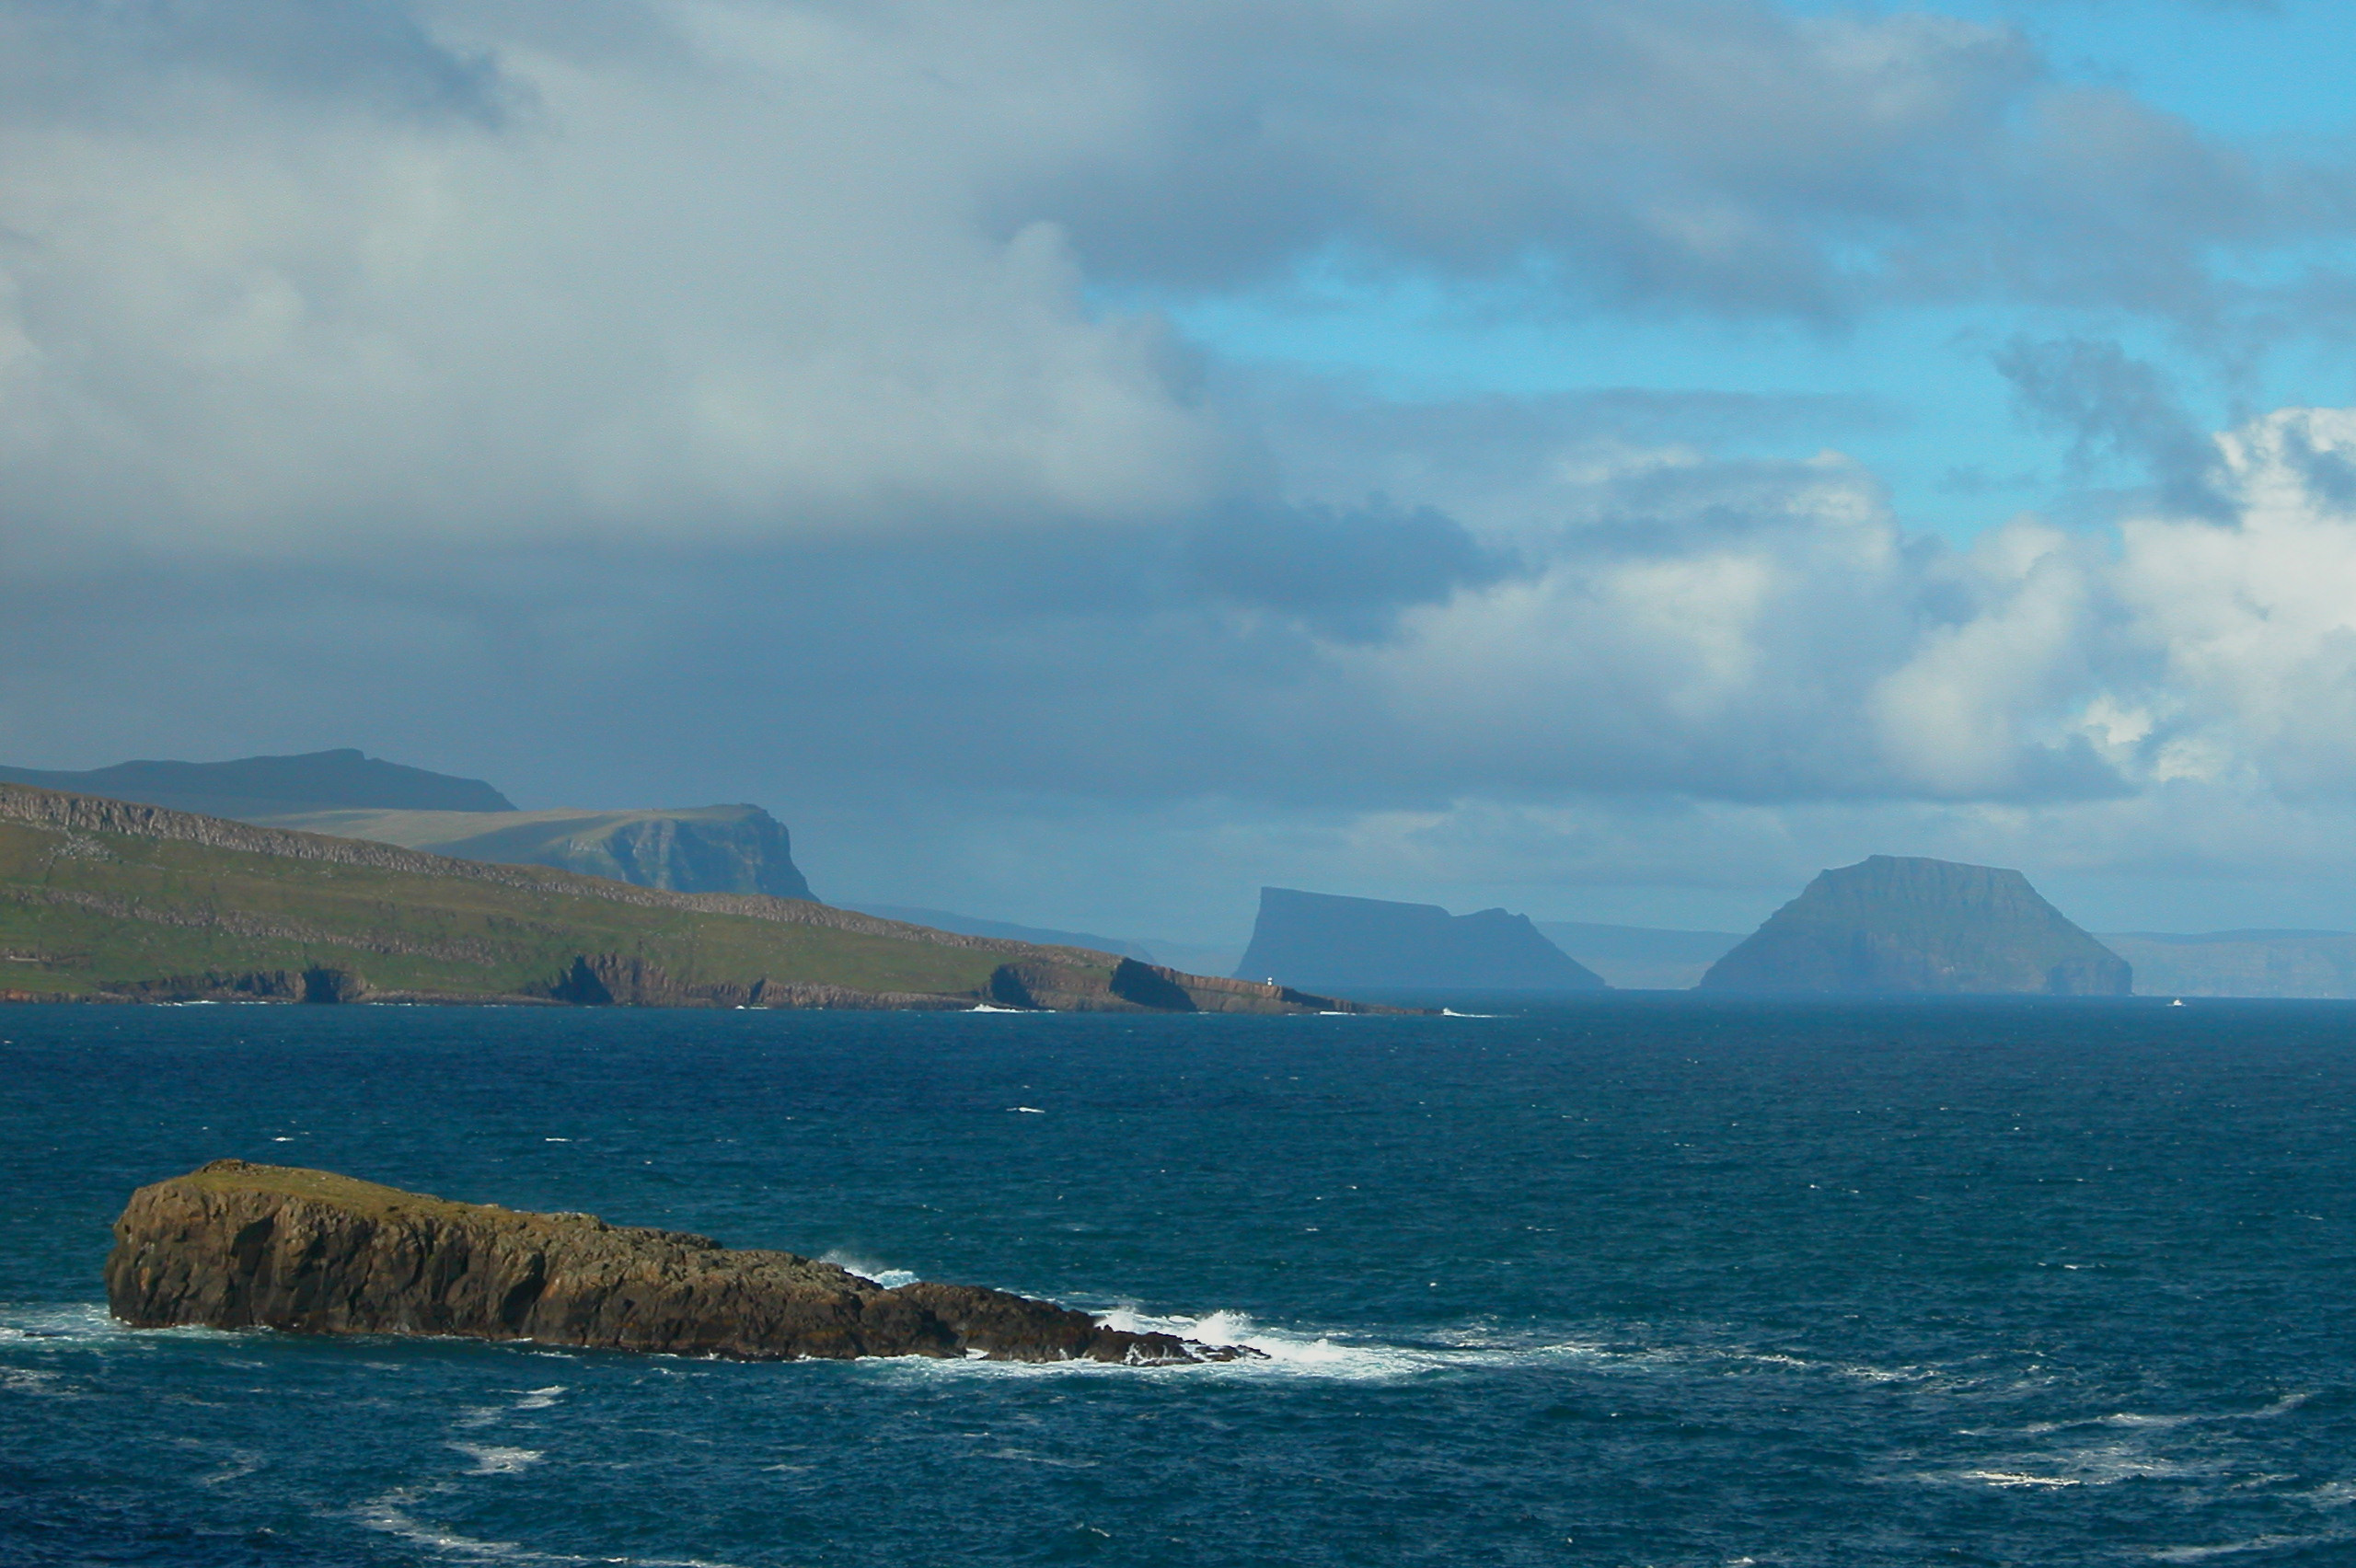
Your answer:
(106, 1160), (1250, 1364)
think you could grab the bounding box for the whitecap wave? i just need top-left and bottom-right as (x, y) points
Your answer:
(0, 1303), (126, 1342)
(356, 1490), (746, 1566)
(0, 1366), (74, 1397)
(820, 1251), (922, 1289)
(1093, 1308), (1475, 1379)
(1961, 1470), (2084, 1489)
(451, 1445), (545, 1476)
(196, 1450), (263, 1487)
(2152, 1533), (2356, 1562)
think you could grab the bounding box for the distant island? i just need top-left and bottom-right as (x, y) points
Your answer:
(0, 782), (1385, 1014)
(0, 750), (815, 901)
(1235, 887), (1605, 993)
(1700, 855), (2131, 996)
(110, 1160), (1250, 1364)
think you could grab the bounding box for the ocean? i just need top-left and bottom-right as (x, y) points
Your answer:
(5, 998), (2355, 1566)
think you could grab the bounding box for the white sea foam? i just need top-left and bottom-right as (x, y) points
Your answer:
(0, 1303), (123, 1342)
(1961, 1470), (2084, 1489)
(462, 1385), (570, 1424)
(0, 1366), (72, 1396)
(1091, 1307), (1468, 1379)
(2152, 1533), (2354, 1562)
(356, 1491), (747, 1567)
(450, 1444), (546, 1475)
(820, 1252), (922, 1289)
(196, 1450), (263, 1487)
(2015, 1391), (2314, 1439)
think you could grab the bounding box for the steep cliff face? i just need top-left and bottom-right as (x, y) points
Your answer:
(0, 750), (819, 902)
(254, 804), (816, 902)
(1700, 856), (2131, 996)
(107, 1160), (1249, 1364)
(1235, 887), (1606, 992)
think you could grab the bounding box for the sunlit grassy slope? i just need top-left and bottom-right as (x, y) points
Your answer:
(0, 786), (1358, 1013)
(0, 816), (1003, 1001)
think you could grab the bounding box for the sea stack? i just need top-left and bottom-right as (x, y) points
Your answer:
(1699, 856), (2131, 996)
(1234, 887), (1606, 992)
(106, 1160), (1251, 1364)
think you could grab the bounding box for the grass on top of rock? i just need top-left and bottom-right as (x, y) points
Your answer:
(0, 818), (1008, 1003)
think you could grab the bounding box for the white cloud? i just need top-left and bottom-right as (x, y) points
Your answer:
(2114, 408), (2356, 794)
(0, 0), (1236, 561)
(1, 0), (2327, 567)
(7, 1), (2356, 928)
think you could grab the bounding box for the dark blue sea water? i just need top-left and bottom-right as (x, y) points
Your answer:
(6, 999), (2356, 1566)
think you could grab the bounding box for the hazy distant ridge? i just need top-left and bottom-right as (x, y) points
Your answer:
(0, 748), (514, 816)
(2098, 930), (2356, 998)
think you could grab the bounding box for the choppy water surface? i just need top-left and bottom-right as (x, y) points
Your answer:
(6, 998), (2356, 1565)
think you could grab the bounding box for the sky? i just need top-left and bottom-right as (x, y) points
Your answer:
(10, 0), (2356, 947)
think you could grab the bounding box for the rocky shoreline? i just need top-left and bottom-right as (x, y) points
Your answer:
(106, 1160), (1252, 1365)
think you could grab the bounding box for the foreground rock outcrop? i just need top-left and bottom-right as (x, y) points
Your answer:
(107, 1161), (1250, 1364)
(1700, 855), (2131, 996)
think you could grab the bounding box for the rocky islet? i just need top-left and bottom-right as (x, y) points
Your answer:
(107, 1160), (1253, 1365)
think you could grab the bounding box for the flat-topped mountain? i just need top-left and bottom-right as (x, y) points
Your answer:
(0, 782), (1385, 1014)
(1236, 887), (1606, 992)
(109, 1160), (1248, 1364)
(0, 751), (816, 901)
(1700, 856), (2130, 996)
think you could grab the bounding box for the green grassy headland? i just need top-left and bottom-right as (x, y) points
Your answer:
(0, 783), (1363, 1013)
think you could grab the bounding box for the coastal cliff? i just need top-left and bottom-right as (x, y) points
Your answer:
(1700, 855), (2130, 996)
(1236, 887), (1605, 992)
(107, 1160), (1247, 1364)
(254, 803), (817, 902)
(0, 750), (819, 902)
(0, 782), (1387, 1012)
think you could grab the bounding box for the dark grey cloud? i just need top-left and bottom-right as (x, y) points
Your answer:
(1993, 335), (2228, 514)
(0, 0), (504, 122)
(1184, 499), (1519, 641)
(953, 0), (2348, 329)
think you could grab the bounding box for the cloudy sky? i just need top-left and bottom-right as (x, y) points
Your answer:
(8, 0), (2356, 946)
